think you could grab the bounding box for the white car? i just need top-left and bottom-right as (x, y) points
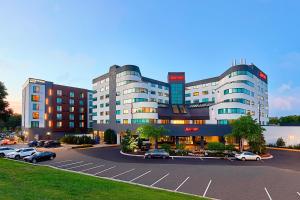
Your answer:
(0, 147), (15, 157)
(5, 148), (37, 159)
(235, 152), (261, 161)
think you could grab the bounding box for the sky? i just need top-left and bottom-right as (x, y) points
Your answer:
(0, 0), (300, 117)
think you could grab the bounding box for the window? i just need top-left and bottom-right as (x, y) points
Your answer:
(32, 104), (39, 111)
(48, 89), (52, 96)
(132, 107), (157, 113)
(228, 70), (254, 78)
(57, 113), (62, 120)
(79, 122), (84, 128)
(123, 109), (129, 114)
(151, 83), (156, 87)
(100, 104), (104, 108)
(70, 91), (75, 98)
(57, 106), (62, 112)
(57, 90), (62, 96)
(150, 91), (156, 95)
(218, 108), (246, 114)
(193, 99), (199, 103)
(158, 85), (163, 89)
(123, 119), (129, 124)
(56, 121), (62, 128)
(69, 122), (74, 128)
(69, 99), (75, 105)
(116, 119), (121, 124)
(123, 88), (148, 95)
(48, 120), (53, 128)
(31, 95), (40, 102)
(69, 114), (74, 120)
(79, 107), (84, 113)
(33, 86), (40, 93)
(223, 98), (250, 105)
(123, 98), (148, 104)
(185, 93), (191, 97)
(218, 120), (229, 125)
(105, 111), (109, 115)
(31, 121), (39, 128)
(116, 101), (121, 105)
(193, 92), (199, 96)
(80, 92), (84, 98)
(164, 86), (169, 90)
(69, 107), (74, 112)
(32, 112), (39, 119)
(202, 98), (209, 103)
(105, 103), (109, 107)
(185, 100), (191, 104)
(56, 98), (62, 104)
(131, 119), (156, 124)
(105, 94), (109, 99)
(116, 70), (140, 78)
(224, 88), (251, 95)
(116, 110), (121, 115)
(79, 114), (84, 120)
(202, 91), (209, 95)
(170, 83), (184, 104)
(79, 100), (84, 106)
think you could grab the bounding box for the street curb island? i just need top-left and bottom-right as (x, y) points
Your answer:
(120, 150), (274, 160)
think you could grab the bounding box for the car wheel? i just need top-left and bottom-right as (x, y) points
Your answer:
(162, 155), (166, 159)
(241, 157), (246, 161)
(0, 153), (5, 157)
(256, 157), (261, 161)
(15, 155), (20, 160)
(147, 155), (152, 159)
(50, 156), (54, 160)
(32, 159), (37, 164)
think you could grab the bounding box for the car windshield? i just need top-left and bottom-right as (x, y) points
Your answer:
(16, 149), (21, 152)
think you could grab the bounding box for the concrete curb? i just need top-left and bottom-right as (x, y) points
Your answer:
(261, 155), (273, 160)
(2, 158), (215, 200)
(267, 147), (300, 152)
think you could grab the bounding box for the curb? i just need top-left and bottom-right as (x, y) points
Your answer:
(267, 147), (300, 152)
(2, 158), (215, 200)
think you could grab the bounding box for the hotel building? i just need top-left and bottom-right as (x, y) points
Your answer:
(92, 63), (268, 145)
(22, 78), (94, 140)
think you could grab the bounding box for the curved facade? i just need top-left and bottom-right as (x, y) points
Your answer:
(92, 63), (268, 144)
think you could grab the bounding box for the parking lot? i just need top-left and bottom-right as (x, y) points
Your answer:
(22, 146), (298, 200)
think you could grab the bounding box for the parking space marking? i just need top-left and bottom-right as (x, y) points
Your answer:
(203, 179), (212, 197)
(81, 165), (105, 172)
(174, 176), (190, 191)
(94, 166), (116, 175)
(53, 160), (72, 164)
(130, 170), (151, 182)
(111, 168), (135, 179)
(56, 161), (84, 168)
(264, 187), (272, 200)
(66, 163), (93, 170)
(150, 173), (169, 187)
(297, 192), (300, 197)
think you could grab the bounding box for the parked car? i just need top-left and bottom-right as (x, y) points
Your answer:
(28, 140), (38, 147)
(24, 151), (56, 163)
(235, 152), (261, 161)
(0, 147), (16, 157)
(37, 140), (46, 147)
(5, 148), (37, 159)
(43, 140), (61, 148)
(0, 139), (17, 145)
(144, 149), (170, 159)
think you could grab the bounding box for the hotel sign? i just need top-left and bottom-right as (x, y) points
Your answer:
(185, 127), (199, 132)
(259, 71), (267, 81)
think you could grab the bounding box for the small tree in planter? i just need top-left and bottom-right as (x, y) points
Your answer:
(104, 129), (117, 144)
(137, 125), (168, 149)
(276, 137), (286, 147)
(160, 143), (171, 153)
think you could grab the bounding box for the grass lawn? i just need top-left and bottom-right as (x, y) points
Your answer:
(0, 159), (208, 200)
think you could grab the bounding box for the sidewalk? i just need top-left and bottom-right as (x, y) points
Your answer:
(61, 143), (119, 149)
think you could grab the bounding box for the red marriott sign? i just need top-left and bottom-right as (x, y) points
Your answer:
(169, 75), (185, 81)
(259, 71), (267, 80)
(185, 127), (199, 132)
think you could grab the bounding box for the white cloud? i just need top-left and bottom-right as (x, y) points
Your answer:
(278, 83), (291, 93)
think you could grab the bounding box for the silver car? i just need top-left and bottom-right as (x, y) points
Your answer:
(144, 149), (170, 159)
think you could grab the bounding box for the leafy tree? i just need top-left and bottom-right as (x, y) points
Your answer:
(137, 125), (168, 149)
(208, 142), (225, 151)
(276, 137), (286, 147)
(160, 143), (171, 153)
(228, 115), (265, 152)
(104, 129), (117, 144)
(6, 114), (21, 131)
(121, 132), (137, 153)
(268, 117), (280, 125)
(0, 82), (13, 128)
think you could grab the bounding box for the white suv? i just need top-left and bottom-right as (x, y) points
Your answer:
(0, 147), (15, 157)
(6, 148), (37, 159)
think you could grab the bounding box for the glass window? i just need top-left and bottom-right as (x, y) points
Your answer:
(56, 98), (62, 104)
(79, 100), (84, 106)
(123, 109), (129, 114)
(70, 91), (75, 98)
(116, 119), (121, 124)
(56, 121), (62, 128)
(158, 85), (163, 89)
(69, 99), (75, 105)
(69, 107), (74, 112)
(202, 98), (209, 103)
(79, 107), (84, 113)
(218, 108), (246, 114)
(185, 93), (191, 97)
(79, 114), (84, 120)
(32, 103), (39, 111)
(31, 95), (40, 102)
(123, 119), (129, 124)
(57, 106), (62, 112)
(100, 104), (104, 108)
(193, 92), (199, 96)
(170, 83), (184, 104)
(57, 113), (62, 120)
(69, 114), (74, 120)
(32, 112), (39, 119)
(202, 91), (209, 95)
(69, 122), (74, 128)
(150, 91), (156, 95)
(116, 110), (121, 115)
(57, 90), (62, 96)
(79, 122), (84, 128)
(80, 92), (84, 98)
(116, 101), (121, 105)
(131, 119), (156, 124)
(31, 121), (39, 128)
(151, 83), (156, 87)
(32, 86), (40, 93)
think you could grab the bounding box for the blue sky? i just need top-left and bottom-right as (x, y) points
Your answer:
(1, 0), (300, 116)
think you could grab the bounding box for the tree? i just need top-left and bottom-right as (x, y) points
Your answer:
(268, 117), (280, 125)
(0, 82), (13, 128)
(228, 115), (265, 152)
(276, 137), (285, 147)
(6, 114), (21, 131)
(137, 125), (168, 149)
(104, 129), (117, 144)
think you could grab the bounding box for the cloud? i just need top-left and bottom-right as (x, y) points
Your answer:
(278, 83), (291, 93)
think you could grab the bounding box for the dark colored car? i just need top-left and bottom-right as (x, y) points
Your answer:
(37, 140), (46, 147)
(24, 151), (56, 163)
(144, 149), (170, 159)
(43, 140), (61, 148)
(28, 140), (38, 147)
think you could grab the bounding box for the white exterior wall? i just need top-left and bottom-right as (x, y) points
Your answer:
(263, 126), (300, 146)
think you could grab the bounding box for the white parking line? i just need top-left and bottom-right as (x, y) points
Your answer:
(151, 173), (169, 187)
(175, 176), (190, 191)
(94, 166), (116, 175)
(203, 179), (212, 197)
(56, 161), (84, 168)
(297, 192), (300, 197)
(81, 165), (105, 172)
(264, 187), (272, 200)
(66, 163), (93, 170)
(111, 168), (135, 179)
(130, 170), (151, 182)
(53, 160), (72, 164)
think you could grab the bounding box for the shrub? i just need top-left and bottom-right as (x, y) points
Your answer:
(121, 134), (137, 153)
(104, 129), (117, 144)
(60, 135), (95, 145)
(176, 143), (186, 150)
(207, 142), (225, 151)
(160, 143), (171, 153)
(276, 137), (285, 147)
(225, 144), (236, 151)
(71, 144), (93, 149)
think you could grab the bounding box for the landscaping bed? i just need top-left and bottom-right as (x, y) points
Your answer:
(0, 159), (207, 200)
